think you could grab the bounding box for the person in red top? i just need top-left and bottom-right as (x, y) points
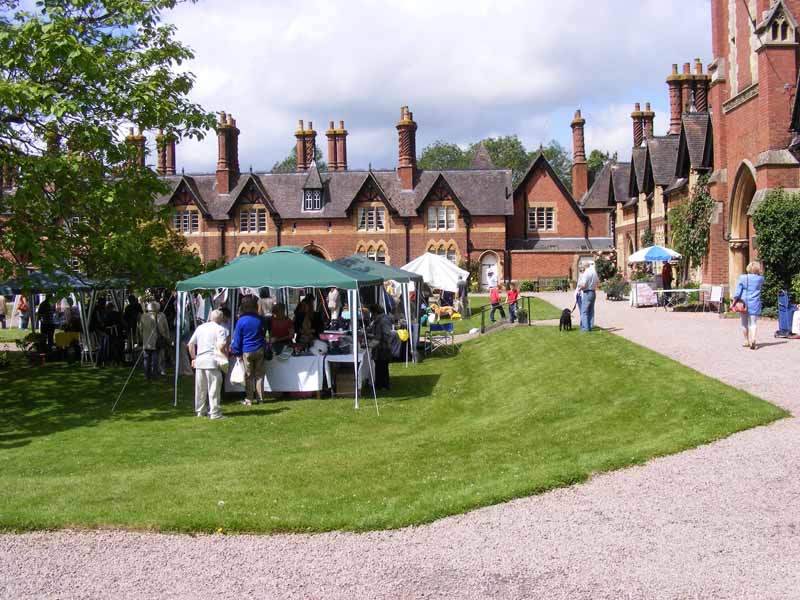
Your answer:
(506, 282), (520, 323)
(489, 284), (506, 323)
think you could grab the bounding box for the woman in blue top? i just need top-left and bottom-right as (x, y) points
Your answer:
(231, 295), (267, 405)
(732, 261), (765, 350)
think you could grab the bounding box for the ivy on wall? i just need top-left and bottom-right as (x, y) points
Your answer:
(668, 174), (714, 273)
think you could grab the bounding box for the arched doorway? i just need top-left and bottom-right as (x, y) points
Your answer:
(729, 162), (756, 290)
(479, 251), (500, 289)
(303, 243), (329, 260)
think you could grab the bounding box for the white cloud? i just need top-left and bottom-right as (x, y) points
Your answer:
(162, 0), (712, 172)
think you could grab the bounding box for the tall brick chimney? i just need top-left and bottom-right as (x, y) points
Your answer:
(570, 109), (588, 201)
(642, 102), (655, 140)
(125, 127), (146, 168)
(681, 62), (693, 114)
(156, 130), (178, 176)
(336, 120), (347, 171)
(667, 64), (682, 135)
(216, 112), (239, 193)
(295, 120), (316, 171)
(325, 120), (348, 171)
(396, 106), (418, 190)
(631, 103), (643, 147)
(693, 58), (710, 112)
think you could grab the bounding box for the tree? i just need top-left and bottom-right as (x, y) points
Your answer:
(471, 135), (532, 185)
(640, 228), (655, 248)
(271, 144), (327, 173)
(668, 174), (714, 280)
(418, 141), (469, 170)
(587, 149), (617, 182)
(0, 0), (214, 290)
(752, 188), (800, 307)
(541, 139), (572, 190)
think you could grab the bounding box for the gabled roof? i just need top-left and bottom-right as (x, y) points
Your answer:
(302, 161), (323, 189)
(514, 152), (589, 223)
(580, 161), (612, 209)
(343, 171), (398, 216)
(756, 0), (798, 33)
(630, 146), (649, 195)
(156, 175), (214, 217)
(157, 168), (513, 220)
(646, 135), (681, 187)
(610, 163), (632, 205)
(470, 143), (495, 169)
(677, 112), (713, 174)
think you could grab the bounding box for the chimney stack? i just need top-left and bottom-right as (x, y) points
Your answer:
(125, 127), (146, 168)
(326, 121), (337, 170)
(570, 110), (589, 201)
(156, 130), (178, 176)
(295, 120), (316, 171)
(681, 62), (693, 114)
(336, 120), (348, 171)
(693, 58), (710, 112)
(667, 64), (683, 135)
(642, 102), (655, 140)
(165, 132), (176, 175)
(216, 112), (239, 193)
(631, 102), (644, 147)
(396, 106), (418, 190)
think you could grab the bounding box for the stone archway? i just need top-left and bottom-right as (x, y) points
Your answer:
(303, 243), (330, 260)
(728, 161), (756, 290)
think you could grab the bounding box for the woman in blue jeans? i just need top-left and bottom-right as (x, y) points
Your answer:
(732, 261), (765, 350)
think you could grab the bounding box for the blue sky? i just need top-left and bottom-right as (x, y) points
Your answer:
(164, 0), (712, 173)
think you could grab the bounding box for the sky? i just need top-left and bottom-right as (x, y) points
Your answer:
(162, 0), (712, 174)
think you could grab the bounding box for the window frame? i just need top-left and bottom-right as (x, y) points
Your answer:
(303, 189), (323, 212)
(527, 206), (555, 232)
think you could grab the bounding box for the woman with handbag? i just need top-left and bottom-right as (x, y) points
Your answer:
(731, 261), (765, 350)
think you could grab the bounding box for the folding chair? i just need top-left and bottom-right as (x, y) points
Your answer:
(425, 322), (455, 355)
(703, 285), (724, 313)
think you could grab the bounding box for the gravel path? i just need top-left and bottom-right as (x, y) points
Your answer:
(2, 294), (799, 600)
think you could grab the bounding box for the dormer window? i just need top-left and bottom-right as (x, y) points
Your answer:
(304, 189), (322, 211)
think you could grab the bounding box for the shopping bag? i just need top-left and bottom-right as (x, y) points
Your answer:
(229, 358), (245, 384)
(214, 351), (230, 374)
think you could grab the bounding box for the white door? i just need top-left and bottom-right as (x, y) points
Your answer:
(480, 253), (498, 290)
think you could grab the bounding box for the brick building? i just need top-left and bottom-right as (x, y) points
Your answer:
(152, 106), (614, 288)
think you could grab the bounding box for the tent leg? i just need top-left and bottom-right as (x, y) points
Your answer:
(358, 305), (379, 415)
(349, 289), (358, 410)
(173, 291), (184, 407)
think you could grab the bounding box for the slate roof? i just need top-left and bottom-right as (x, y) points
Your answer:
(647, 135), (681, 187)
(580, 162), (611, 209)
(470, 143), (495, 169)
(156, 167), (514, 220)
(679, 112), (712, 170)
(580, 161), (632, 209)
(508, 237), (614, 252)
(630, 146), (648, 193)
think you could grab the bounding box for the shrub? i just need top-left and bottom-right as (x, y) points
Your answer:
(682, 280), (701, 303)
(792, 273), (800, 301)
(594, 255), (617, 282)
(518, 280), (536, 292)
(761, 307), (778, 320)
(640, 228), (655, 248)
(601, 274), (629, 300)
(752, 188), (800, 308)
(669, 174), (714, 271)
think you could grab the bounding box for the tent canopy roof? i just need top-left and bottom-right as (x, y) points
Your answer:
(0, 270), (99, 295)
(333, 255), (423, 285)
(176, 251), (383, 292)
(402, 253), (469, 293)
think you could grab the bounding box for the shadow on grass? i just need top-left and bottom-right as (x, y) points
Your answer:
(0, 354), (192, 447)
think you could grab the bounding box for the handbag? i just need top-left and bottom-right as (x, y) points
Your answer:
(732, 276), (748, 313)
(229, 358), (245, 384)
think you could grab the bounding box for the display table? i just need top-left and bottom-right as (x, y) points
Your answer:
(225, 354), (325, 393)
(792, 310), (800, 335)
(324, 351), (373, 391)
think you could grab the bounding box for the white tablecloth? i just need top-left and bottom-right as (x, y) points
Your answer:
(324, 351), (373, 389)
(792, 310), (800, 335)
(225, 355), (325, 393)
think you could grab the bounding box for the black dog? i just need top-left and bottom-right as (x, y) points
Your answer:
(559, 308), (573, 331)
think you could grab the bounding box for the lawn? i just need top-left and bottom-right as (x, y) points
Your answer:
(0, 326), (785, 534)
(0, 328), (27, 343)
(440, 295), (562, 334)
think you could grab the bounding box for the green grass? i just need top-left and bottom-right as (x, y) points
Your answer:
(440, 295), (562, 334)
(0, 328), (27, 343)
(0, 327), (786, 534)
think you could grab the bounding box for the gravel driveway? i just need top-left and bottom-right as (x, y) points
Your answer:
(2, 293), (799, 600)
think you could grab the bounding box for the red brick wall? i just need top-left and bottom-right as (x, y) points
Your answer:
(510, 252), (579, 281)
(512, 165), (587, 238)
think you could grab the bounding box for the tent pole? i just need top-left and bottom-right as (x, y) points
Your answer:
(350, 289), (358, 410)
(401, 282), (410, 367)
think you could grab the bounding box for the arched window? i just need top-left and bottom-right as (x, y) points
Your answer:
(248, 247), (257, 255)
(781, 21), (789, 41)
(367, 246), (377, 261)
(376, 247), (386, 264)
(446, 246), (456, 263)
(437, 244), (446, 257)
